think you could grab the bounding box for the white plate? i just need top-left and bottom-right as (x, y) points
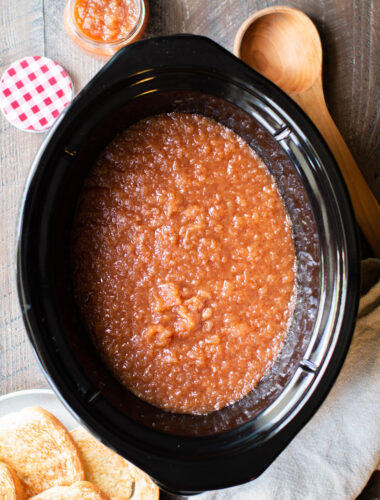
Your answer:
(0, 389), (169, 496)
(0, 389), (80, 430)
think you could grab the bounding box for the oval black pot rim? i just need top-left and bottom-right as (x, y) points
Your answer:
(16, 34), (360, 494)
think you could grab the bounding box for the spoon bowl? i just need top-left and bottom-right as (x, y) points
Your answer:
(235, 7), (322, 94)
(234, 6), (380, 257)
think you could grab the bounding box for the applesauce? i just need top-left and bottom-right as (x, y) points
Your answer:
(73, 0), (140, 43)
(72, 112), (296, 414)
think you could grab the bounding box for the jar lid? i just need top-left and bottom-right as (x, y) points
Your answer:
(0, 56), (74, 132)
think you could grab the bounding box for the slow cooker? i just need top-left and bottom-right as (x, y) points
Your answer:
(17, 35), (360, 494)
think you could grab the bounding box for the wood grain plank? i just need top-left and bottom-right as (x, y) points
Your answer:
(0, 1), (43, 63)
(0, 0), (47, 394)
(146, 0), (269, 49)
(319, 0), (380, 201)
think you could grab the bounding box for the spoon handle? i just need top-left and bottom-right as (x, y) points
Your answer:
(293, 78), (380, 257)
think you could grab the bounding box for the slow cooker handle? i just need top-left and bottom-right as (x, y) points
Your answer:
(89, 34), (265, 93)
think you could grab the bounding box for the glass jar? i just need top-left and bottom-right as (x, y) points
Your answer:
(63, 0), (149, 57)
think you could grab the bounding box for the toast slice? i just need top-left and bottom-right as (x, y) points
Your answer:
(0, 406), (85, 496)
(30, 480), (110, 499)
(0, 461), (26, 499)
(70, 427), (159, 500)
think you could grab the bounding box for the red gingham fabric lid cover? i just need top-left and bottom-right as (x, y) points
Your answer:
(0, 56), (73, 132)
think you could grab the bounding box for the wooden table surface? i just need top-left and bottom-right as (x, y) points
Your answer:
(0, 0), (379, 498)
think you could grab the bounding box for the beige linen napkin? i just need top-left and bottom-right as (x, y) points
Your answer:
(196, 263), (380, 500)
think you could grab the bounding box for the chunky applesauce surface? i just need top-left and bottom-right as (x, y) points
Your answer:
(72, 113), (296, 414)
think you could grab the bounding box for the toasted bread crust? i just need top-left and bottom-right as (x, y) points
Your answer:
(71, 427), (159, 500)
(30, 480), (111, 499)
(0, 407), (85, 496)
(0, 461), (26, 500)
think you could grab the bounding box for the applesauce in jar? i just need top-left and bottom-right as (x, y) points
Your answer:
(72, 113), (296, 414)
(63, 0), (148, 57)
(73, 0), (140, 43)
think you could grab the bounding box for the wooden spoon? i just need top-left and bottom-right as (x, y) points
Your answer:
(234, 6), (380, 257)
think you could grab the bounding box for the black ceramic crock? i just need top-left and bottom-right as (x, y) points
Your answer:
(17, 35), (360, 495)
